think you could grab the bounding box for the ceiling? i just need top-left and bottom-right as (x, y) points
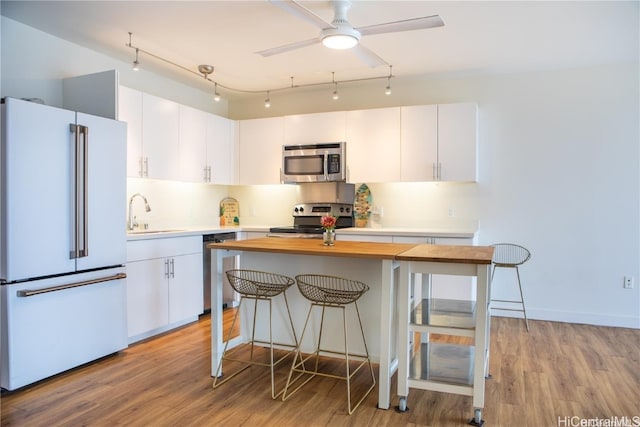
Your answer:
(1, 1), (637, 99)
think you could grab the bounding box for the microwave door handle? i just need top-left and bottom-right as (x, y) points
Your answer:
(324, 154), (329, 181)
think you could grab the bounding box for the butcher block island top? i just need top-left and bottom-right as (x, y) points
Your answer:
(208, 237), (494, 263)
(396, 243), (494, 264)
(207, 237), (416, 259)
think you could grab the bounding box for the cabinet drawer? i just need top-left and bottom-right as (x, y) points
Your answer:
(127, 236), (202, 262)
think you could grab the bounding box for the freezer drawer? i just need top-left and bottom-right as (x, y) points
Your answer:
(0, 267), (128, 391)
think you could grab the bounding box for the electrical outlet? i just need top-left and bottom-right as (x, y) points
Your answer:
(624, 276), (634, 289)
(448, 207), (455, 217)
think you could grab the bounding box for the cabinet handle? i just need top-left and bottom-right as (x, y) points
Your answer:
(144, 157), (149, 177)
(170, 258), (175, 278)
(432, 163), (437, 180)
(203, 166), (208, 181)
(164, 259), (170, 279)
(437, 163), (442, 180)
(208, 166), (212, 182)
(138, 157), (144, 177)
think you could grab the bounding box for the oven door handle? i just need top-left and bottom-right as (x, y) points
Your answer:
(16, 273), (127, 297)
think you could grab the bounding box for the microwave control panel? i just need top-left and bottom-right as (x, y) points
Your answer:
(327, 154), (341, 174)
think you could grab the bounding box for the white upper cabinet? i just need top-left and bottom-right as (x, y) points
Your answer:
(346, 107), (401, 183)
(400, 105), (438, 182)
(119, 87), (180, 180)
(179, 105), (235, 184)
(206, 114), (235, 184)
(179, 104), (208, 182)
(400, 103), (477, 182)
(118, 86), (144, 178)
(437, 102), (477, 182)
(284, 111), (346, 144)
(142, 93), (180, 180)
(238, 117), (284, 185)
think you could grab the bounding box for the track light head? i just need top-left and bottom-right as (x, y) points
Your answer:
(264, 92), (271, 108)
(132, 48), (140, 71)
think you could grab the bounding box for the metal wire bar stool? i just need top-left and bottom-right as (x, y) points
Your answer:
(490, 243), (531, 331)
(213, 269), (299, 399)
(282, 274), (376, 415)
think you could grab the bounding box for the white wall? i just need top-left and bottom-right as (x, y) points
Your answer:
(2, 17), (638, 328)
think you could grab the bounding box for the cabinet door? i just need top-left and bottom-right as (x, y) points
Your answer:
(126, 258), (169, 338)
(118, 86), (144, 178)
(400, 105), (438, 182)
(207, 114), (235, 184)
(179, 105), (208, 182)
(346, 107), (401, 183)
(142, 93), (180, 180)
(168, 253), (204, 323)
(284, 111), (346, 144)
(337, 233), (393, 243)
(437, 103), (477, 182)
(238, 117), (284, 184)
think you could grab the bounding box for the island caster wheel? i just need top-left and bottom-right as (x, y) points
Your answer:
(395, 396), (409, 412)
(468, 408), (484, 426)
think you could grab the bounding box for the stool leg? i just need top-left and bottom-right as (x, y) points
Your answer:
(348, 300), (376, 414)
(213, 297), (250, 388)
(515, 266), (529, 332)
(282, 303), (316, 401)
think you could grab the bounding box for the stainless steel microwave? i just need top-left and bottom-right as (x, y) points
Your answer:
(281, 142), (347, 183)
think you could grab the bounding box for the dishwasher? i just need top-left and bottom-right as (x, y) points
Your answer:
(203, 232), (238, 313)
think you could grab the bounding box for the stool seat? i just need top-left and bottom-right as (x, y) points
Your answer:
(296, 274), (369, 305)
(283, 274), (376, 414)
(226, 269), (295, 297)
(213, 269), (298, 399)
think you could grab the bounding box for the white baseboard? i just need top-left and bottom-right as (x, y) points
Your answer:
(491, 308), (640, 329)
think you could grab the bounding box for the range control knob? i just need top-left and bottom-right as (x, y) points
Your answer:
(298, 206), (304, 213)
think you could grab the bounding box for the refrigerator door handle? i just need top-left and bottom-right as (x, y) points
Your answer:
(16, 272), (127, 297)
(69, 124), (81, 260)
(79, 125), (89, 258)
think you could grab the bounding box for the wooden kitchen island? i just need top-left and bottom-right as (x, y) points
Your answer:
(208, 237), (494, 416)
(208, 237), (416, 410)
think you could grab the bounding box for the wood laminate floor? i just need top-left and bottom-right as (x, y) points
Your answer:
(1, 312), (638, 426)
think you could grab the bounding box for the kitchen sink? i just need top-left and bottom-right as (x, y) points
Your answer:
(127, 229), (186, 235)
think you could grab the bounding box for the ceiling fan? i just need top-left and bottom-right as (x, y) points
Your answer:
(256, 0), (444, 68)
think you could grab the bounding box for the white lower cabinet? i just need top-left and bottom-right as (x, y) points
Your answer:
(337, 233), (393, 243)
(126, 236), (203, 342)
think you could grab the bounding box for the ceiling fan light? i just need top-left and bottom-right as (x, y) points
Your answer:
(321, 27), (361, 50)
(323, 34), (358, 49)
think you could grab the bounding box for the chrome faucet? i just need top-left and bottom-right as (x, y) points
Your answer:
(128, 193), (151, 231)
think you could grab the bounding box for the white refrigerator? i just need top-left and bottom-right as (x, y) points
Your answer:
(1, 97), (128, 390)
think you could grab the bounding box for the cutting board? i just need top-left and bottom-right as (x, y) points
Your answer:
(219, 197), (239, 226)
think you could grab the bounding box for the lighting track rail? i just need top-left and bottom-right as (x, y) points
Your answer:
(126, 33), (393, 105)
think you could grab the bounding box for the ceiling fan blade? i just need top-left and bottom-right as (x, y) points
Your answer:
(352, 44), (389, 68)
(357, 14), (444, 36)
(269, 0), (333, 30)
(256, 37), (320, 57)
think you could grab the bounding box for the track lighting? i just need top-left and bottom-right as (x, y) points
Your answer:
(132, 48), (140, 71)
(126, 33), (395, 107)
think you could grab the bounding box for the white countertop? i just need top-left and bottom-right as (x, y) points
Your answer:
(126, 224), (476, 241)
